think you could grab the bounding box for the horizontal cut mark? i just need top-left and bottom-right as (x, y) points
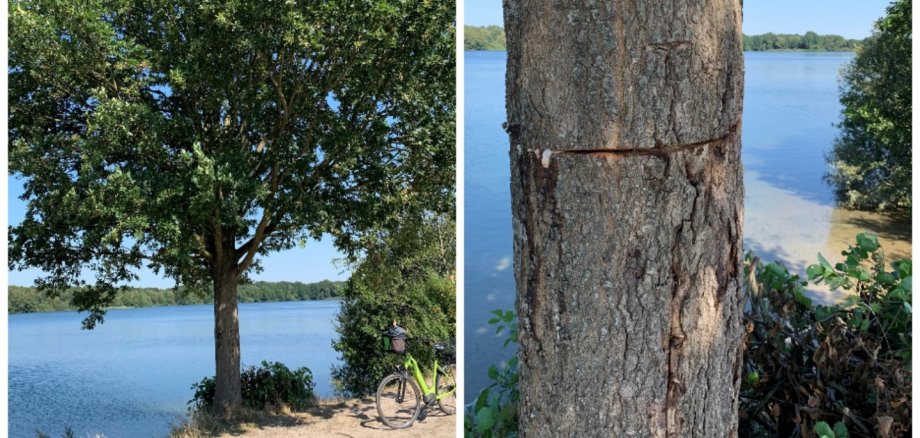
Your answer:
(554, 121), (740, 158)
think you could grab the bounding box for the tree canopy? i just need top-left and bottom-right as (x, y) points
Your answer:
(826, 0), (911, 211)
(9, 0), (455, 327)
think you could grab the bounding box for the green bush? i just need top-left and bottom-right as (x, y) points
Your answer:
(332, 215), (455, 396)
(464, 310), (519, 438)
(190, 361), (316, 412)
(741, 232), (911, 437)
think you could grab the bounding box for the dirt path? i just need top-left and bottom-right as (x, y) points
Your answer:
(216, 397), (456, 438)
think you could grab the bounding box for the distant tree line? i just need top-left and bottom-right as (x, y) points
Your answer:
(8, 280), (344, 314)
(464, 25), (505, 50)
(464, 26), (862, 52)
(743, 31), (862, 51)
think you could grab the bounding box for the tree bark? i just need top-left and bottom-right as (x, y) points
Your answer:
(213, 266), (242, 413)
(505, 1), (745, 436)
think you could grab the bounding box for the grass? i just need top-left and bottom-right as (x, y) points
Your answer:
(170, 405), (297, 438)
(169, 396), (346, 438)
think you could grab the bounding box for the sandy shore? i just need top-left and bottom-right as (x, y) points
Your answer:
(215, 397), (456, 438)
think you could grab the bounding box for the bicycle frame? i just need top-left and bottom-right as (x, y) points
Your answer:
(402, 353), (455, 401)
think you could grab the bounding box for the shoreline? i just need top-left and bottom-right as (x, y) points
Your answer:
(464, 49), (857, 53)
(8, 297), (343, 316)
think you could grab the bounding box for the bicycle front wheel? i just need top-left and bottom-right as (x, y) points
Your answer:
(436, 364), (456, 415)
(375, 373), (422, 429)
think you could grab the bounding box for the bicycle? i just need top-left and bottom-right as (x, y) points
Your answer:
(375, 332), (456, 429)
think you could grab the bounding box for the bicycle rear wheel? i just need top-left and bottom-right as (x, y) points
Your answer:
(375, 373), (422, 428)
(436, 364), (456, 415)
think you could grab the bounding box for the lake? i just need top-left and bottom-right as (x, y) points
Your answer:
(463, 51), (912, 396)
(9, 300), (342, 438)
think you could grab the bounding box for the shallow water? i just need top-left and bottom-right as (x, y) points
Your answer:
(9, 300), (342, 438)
(463, 50), (912, 396)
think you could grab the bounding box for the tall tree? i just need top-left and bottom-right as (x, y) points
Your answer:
(826, 0), (911, 211)
(505, 0), (744, 435)
(9, 0), (454, 413)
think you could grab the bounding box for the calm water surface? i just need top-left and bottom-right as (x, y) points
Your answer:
(464, 51), (912, 395)
(9, 300), (341, 438)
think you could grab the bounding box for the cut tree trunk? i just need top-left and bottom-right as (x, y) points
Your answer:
(213, 267), (242, 413)
(505, 0), (745, 436)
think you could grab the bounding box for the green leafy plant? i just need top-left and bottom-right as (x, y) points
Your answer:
(190, 361), (316, 412)
(465, 309), (519, 438)
(815, 421), (850, 438)
(741, 233), (911, 437)
(825, 0), (911, 210)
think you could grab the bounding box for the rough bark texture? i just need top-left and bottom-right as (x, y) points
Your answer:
(505, 1), (745, 436)
(214, 267), (242, 413)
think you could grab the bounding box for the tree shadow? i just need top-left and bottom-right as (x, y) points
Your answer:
(838, 212), (912, 243)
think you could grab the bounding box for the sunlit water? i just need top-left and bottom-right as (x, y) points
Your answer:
(9, 300), (342, 438)
(463, 51), (912, 396)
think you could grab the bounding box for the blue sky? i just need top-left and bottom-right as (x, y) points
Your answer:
(465, 0), (891, 40)
(8, 176), (350, 287)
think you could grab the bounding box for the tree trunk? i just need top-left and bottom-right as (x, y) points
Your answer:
(505, 1), (744, 436)
(213, 267), (242, 414)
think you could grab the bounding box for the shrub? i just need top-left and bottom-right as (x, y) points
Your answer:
(464, 310), (519, 437)
(190, 361), (316, 412)
(740, 233), (911, 437)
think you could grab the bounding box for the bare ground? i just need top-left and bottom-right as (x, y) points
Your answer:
(214, 397), (456, 438)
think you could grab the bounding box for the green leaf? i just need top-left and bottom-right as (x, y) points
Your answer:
(807, 264), (824, 279)
(856, 233), (879, 252)
(487, 365), (499, 380)
(475, 405), (496, 432)
(793, 289), (813, 307)
(503, 310), (515, 322)
(896, 260), (912, 278)
(815, 421), (835, 438)
(475, 389), (489, 410)
(833, 421), (849, 438)
(818, 253), (833, 270)
(877, 272), (896, 286)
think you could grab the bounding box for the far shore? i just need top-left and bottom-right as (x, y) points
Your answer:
(464, 49), (857, 53)
(8, 297), (343, 316)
